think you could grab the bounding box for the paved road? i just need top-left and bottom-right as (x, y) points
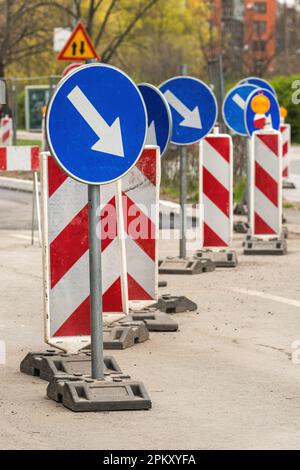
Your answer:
(2, 185), (300, 449)
(0, 188), (34, 230)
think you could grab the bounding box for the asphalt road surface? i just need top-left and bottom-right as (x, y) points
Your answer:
(1, 149), (300, 450)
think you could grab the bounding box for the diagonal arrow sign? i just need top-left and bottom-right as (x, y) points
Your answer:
(164, 89), (202, 129)
(67, 85), (124, 157)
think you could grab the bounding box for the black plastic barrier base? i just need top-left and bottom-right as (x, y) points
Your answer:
(151, 294), (198, 314)
(234, 221), (249, 234)
(47, 376), (152, 412)
(120, 309), (178, 331)
(243, 237), (287, 255)
(159, 257), (216, 275)
(20, 351), (122, 382)
(194, 250), (238, 268)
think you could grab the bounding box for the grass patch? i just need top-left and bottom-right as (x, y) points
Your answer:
(234, 176), (247, 203)
(16, 139), (41, 148)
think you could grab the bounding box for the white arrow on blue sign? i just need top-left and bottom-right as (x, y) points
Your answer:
(222, 84), (257, 136)
(46, 63), (147, 185)
(239, 76), (276, 96)
(138, 83), (172, 157)
(159, 76), (217, 145)
(245, 88), (280, 136)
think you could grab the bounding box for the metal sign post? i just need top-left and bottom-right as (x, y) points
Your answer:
(180, 145), (187, 259)
(88, 184), (104, 379)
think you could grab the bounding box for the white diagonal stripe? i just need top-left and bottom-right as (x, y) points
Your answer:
(50, 251), (90, 335)
(7, 146), (31, 171)
(255, 137), (279, 182)
(254, 187), (279, 233)
(202, 140), (230, 190)
(49, 176), (87, 243)
(126, 236), (156, 299)
(102, 237), (122, 293)
(203, 194), (230, 247)
(122, 165), (157, 225)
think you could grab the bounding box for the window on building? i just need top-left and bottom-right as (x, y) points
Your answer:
(253, 40), (266, 51)
(253, 21), (267, 33)
(253, 2), (267, 13)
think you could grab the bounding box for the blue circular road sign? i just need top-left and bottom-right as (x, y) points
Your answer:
(159, 76), (217, 145)
(138, 83), (172, 157)
(222, 84), (257, 135)
(245, 88), (280, 136)
(239, 76), (276, 96)
(46, 63), (147, 185)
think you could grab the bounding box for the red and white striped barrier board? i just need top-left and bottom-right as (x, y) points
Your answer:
(42, 154), (128, 353)
(280, 123), (291, 178)
(199, 134), (233, 248)
(122, 146), (160, 306)
(250, 130), (282, 237)
(0, 115), (12, 146)
(0, 146), (39, 171)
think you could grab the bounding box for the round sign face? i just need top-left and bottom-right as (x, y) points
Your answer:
(239, 76), (276, 96)
(222, 84), (257, 135)
(245, 88), (280, 136)
(46, 63), (147, 185)
(138, 83), (172, 157)
(159, 76), (218, 145)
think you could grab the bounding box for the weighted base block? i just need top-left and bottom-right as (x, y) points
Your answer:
(159, 257), (216, 275)
(282, 226), (289, 240)
(283, 180), (296, 189)
(119, 309), (178, 332)
(102, 324), (149, 350)
(47, 376), (152, 412)
(158, 280), (168, 288)
(194, 250), (238, 268)
(243, 237), (287, 255)
(234, 221), (249, 234)
(234, 203), (248, 216)
(151, 294), (197, 314)
(20, 351), (122, 382)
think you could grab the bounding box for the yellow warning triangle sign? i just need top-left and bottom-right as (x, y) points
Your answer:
(58, 21), (99, 62)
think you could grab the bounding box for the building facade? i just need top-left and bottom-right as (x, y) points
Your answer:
(212, 0), (277, 78)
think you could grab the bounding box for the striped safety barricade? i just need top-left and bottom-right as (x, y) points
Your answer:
(280, 122), (291, 179)
(199, 133), (233, 249)
(121, 146), (160, 307)
(0, 115), (12, 146)
(42, 153), (128, 353)
(250, 129), (282, 237)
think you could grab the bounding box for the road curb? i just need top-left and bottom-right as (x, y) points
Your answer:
(0, 176), (40, 193)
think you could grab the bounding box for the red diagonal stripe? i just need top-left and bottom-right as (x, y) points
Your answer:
(254, 213), (276, 235)
(282, 142), (288, 156)
(48, 156), (68, 197)
(50, 205), (89, 288)
(123, 193), (155, 261)
(280, 125), (286, 133)
(54, 296), (90, 337)
(101, 196), (117, 251)
(0, 147), (6, 170)
(136, 148), (157, 186)
(53, 276), (124, 336)
(283, 168), (289, 178)
(257, 134), (279, 156)
(205, 137), (230, 162)
(31, 147), (40, 170)
(127, 273), (153, 300)
(203, 167), (229, 217)
(203, 223), (227, 247)
(2, 130), (10, 143)
(255, 161), (278, 207)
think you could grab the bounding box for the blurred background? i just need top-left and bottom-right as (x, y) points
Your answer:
(0, 0), (299, 202)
